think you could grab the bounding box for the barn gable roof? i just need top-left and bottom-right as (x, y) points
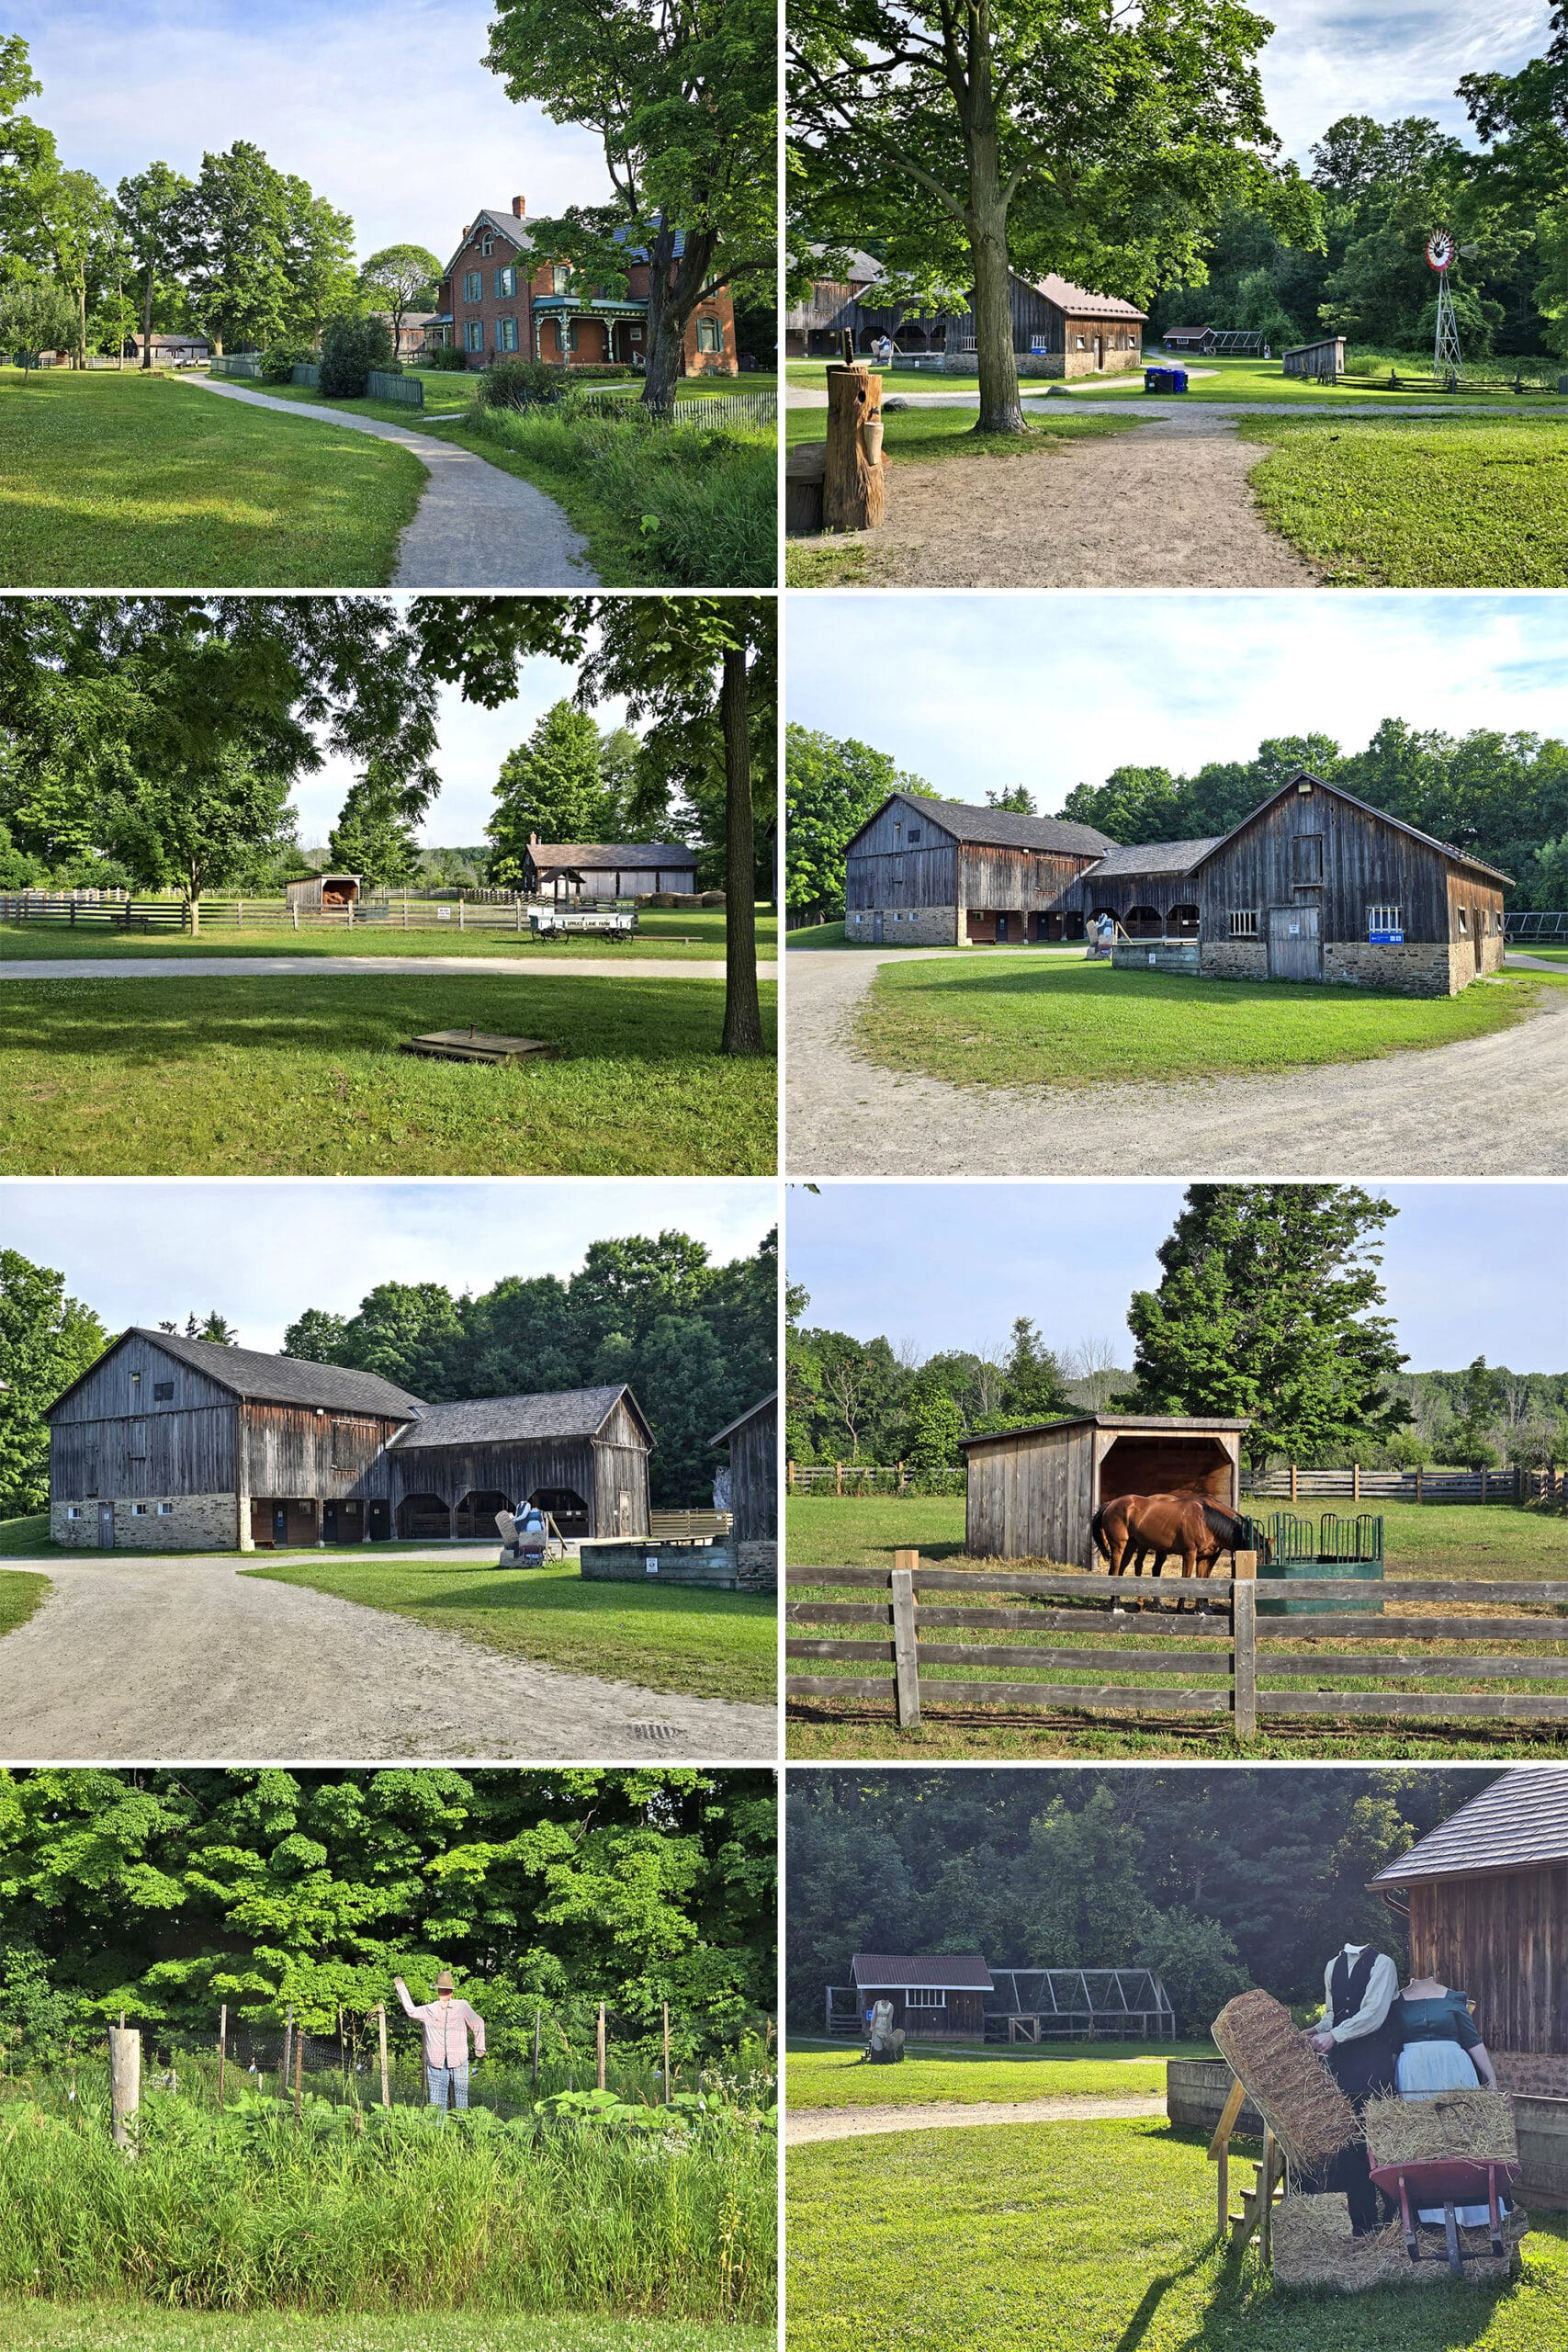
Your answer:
(852, 1952), (991, 1990)
(709, 1391), (776, 1448)
(388, 1383), (654, 1452)
(1370, 1770), (1568, 1888)
(525, 841), (696, 871)
(1032, 272), (1148, 323)
(1086, 838), (1223, 878)
(959, 1411), (1249, 1450)
(1188, 772), (1514, 887)
(850, 792), (1118, 859)
(46, 1329), (423, 1421)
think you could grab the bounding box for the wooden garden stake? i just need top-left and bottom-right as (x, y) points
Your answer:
(597, 2002), (607, 2092)
(293, 2026), (304, 2124)
(1208, 2073), (1247, 2235)
(109, 2023), (141, 2157)
(218, 2004), (227, 2105)
(824, 359), (886, 532)
(662, 2002), (671, 2104)
(891, 1556), (920, 1728)
(533, 2009), (541, 2092)
(1233, 1582), (1258, 1741)
(378, 2003), (390, 2110)
(1258, 2127), (1278, 2267)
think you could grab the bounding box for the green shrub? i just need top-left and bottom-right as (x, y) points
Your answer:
(320, 313), (398, 398)
(259, 343), (316, 383)
(476, 356), (573, 410)
(423, 342), (469, 371)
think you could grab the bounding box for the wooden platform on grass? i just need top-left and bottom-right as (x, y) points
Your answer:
(400, 1029), (558, 1064)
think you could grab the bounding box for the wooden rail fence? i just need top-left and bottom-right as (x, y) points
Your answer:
(785, 1556), (1568, 1736)
(787, 1461), (1563, 1504)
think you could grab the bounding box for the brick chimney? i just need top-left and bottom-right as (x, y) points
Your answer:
(513, 195), (526, 217)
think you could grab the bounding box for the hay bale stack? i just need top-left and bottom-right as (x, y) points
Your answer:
(1363, 2088), (1517, 2168)
(1211, 1990), (1360, 2175)
(1272, 2194), (1526, 2290)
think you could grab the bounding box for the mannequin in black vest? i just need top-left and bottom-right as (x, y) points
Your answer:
(1303, 1942), (1403, 2235)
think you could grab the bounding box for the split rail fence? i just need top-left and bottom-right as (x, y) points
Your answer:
(0, 892), (647, 935)
(787, 1461), (1563, 1504)
(785, 1555), (1568, 1737)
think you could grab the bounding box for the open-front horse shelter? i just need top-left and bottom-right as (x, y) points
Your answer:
(45, 1328), (653, 1551)
(959, 1412), (1247, 1567)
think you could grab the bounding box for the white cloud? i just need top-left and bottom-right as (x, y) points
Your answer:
(7, 1181), (777, 1353)
(1259, 0), (1551, 161)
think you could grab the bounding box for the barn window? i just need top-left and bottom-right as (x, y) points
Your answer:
(130, 1371), (141, 1390)
(908, 826), (921, 843)
(157, 1500), (174, 1515)
(153, 1381), (174, 1401)
(1457, 907), (1470, 934)
(66, 1506), (85, 1520)
(1292, 832), (1324, 883)
(1229, 910), (1259, 937)
(1369, 906), (1402, 934)
(905, 1988), (946, 2007)
(131, 1502), (150, 1517)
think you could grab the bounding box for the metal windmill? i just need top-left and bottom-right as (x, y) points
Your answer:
(1426, 231), (1466, 386)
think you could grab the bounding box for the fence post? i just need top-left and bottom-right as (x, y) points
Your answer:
(282, 2003), (293, 2100)
(836, 1461), (843, 1496)
(662, 2002), (671, 2104)
(1233, 1581), (1257, 1742)
(787, 1460), (795, 1492)
(218, 2003), (227, 2104)
(378, 2004), (390, 2109)
(597, 2002), (606, 2091)
(1416, 1462), (1425, 1504)
(109, 2023), (141, 2155)
(293, 2025), (304, 2124)
(1290, 1464), (1298, 1502)
(891, 1557), (920, 1729)
(1352, 1462), (1360, 1502)
(1481, 1467), (1488, 1504)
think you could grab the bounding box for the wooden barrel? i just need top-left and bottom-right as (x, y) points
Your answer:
(785, 445), (826, 537)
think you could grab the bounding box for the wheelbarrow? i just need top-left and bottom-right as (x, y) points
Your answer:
(1369, 2155), (1521, 2274)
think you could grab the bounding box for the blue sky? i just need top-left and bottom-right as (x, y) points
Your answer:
(785, 594), (1568, 814)
(8, 1182), (777, 1353)
(788, 1185), (1568, 1371)
(11, 1), (612, 261)
(1258, 0), (1551, 160)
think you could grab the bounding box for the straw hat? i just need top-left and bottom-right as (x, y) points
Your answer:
(434, 1970), (455, 1992)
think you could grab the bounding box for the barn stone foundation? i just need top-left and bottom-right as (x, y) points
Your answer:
(845, 905), (959, 946)
(1199, 940), (1268, 981)
(737, 1540), (777, 1592)
(51, 1492), (240, 1550)
(1111, 939), (1201, 975)
(1323, 942), (1457, 997)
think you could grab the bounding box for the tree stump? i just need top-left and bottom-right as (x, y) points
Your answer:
(785, 443), (827, 536)
(824, 364), (886, 530)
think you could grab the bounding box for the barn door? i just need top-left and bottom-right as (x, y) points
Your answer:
(1268, 904), (1321, 981)
(872, 910), (884, 944)
(97, 1501), (115, 1548)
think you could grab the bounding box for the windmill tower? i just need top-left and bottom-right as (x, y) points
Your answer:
(1427, 231), (1463, 387)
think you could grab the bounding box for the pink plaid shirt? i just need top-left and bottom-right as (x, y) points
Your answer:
(395, 1981), (486, 2067)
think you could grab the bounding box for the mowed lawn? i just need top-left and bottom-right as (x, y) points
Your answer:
(0, 910), (776, 964)
(784, 1495), (1568, 1761)
(787, 2041), (1212, 2109)
(0, 975), (777, 1174)
(0, 368), (424, 586)
(0, 2310), (771, 2352)
(1243, 412), (1568, 585)
(787, 2118), (1568, 2352)
(0, 1567), (50, 1636)
(247, 1559), (776, 1704)
(855, 957), (1548, 1091)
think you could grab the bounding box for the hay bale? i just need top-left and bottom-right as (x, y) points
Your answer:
(1363, 2088), (1517, 2167)
(1211, 1990), (1360, 2175)
(1271, 2193), (1526, 2291)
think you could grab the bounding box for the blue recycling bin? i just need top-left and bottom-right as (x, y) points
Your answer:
(1144, 365), (1189, 393)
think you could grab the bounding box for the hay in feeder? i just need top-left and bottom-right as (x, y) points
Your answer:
(1363, 2088), (1517, 2168)
(1271, 2194), (1527, 2290)
(1211, 1989), (1360, 2175)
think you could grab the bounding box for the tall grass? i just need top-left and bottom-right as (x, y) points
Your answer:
(464, 398), (774, 586)
(0, 2074), (774, 2320)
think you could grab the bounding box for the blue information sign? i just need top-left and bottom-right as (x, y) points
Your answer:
(1369, 928), (1404, 944)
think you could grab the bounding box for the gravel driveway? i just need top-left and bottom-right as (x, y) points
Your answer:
(787, 2094), (1166, 2144)
(785, 947), (1568, 1176)
(0, 956), (774, 981)
(184, 376), (596, 587)
(0, 1556), (774, 1761)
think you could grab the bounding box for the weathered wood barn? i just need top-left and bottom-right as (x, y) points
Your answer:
(842, 791), (1117, 945)
(845, 1953), (992, 2042)
(710, 1392), (776, 1544)
(785, 254), (1145, 374)
(784, 247), (886, 357)
(1371, 1768), (1568, 2204)
(959, 1412), (1247, 1567)
(844, 774), (1509, 995)
(521, 835), (699, 899)
(47, 1329), (653, 1551)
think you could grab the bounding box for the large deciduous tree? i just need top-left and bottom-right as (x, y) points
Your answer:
(175, 143), (316, 352)
(488, 699), (628, 882)
(0, 1250), (107, 1515)
(789, 0), (1314, 434)
(327, 777), (423, 888)
(116, 163), (193, 366)
(483, 0), (776, 412)
(359, 243), (442, 352)
(1120, 1184), (1413, 1471)
(784, 725), (928, 919)
(36, 166), (116, 367)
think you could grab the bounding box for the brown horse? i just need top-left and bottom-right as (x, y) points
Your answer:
(1090, 1493), (1265, 1605)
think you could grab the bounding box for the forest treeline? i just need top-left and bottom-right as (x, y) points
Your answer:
(0, 1768), (776, 2054)
(785, 1769), (1494, 2035)
(785, 722), (1568, 918)
(788, 1188), (1568, 1478)
(0, 1229), (776, 1517)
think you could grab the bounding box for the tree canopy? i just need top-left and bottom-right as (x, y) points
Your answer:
(489, 700), (632, 880)
(0, 1251), (107, 1514)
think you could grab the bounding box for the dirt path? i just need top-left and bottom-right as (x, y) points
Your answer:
(0, 955), (775, 981)
(183, 376), (596, 587)
(797, 409), (1317, 587)
(786, 2094), (1165, 2144)
(784, 947), (1568, 1176)
(0, 1557), (773, 1761)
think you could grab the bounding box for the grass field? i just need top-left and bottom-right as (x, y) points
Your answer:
(0, 1566), (50, 1634)
(786, 2041), (1212, 2108)
(784, 1494), (1568, 1760)
(785, 354), (1568, 406)
(786, 922), (849, 949)
(787, 2116), (1568, 2352)
(248, 1559), (776, 1704)
(1242, 412), (1568, 585)
(0, 974), (776, 1174)
(853, 958), (1547, 1092)
(0, 910), (776, 964)
(1512, 944), (1568, 960)
(0, 368), (423, 585)
(0, 2310), (769, 2352)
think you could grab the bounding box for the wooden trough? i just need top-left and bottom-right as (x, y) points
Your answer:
(958, 1413), (1248, 1567)
(400, 1028), (558, 1064)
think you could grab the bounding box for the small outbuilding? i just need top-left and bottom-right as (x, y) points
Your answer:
(286, 873), (362, 912)
(710, 1391), (777, 1590)
(959, 1411), (1248, 1567)
(522, 835), (699, 900)
(844, 1953), (992, 2042)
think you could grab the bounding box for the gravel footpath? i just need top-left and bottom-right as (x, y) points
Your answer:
(784, 947), (1568, 1176)
(786, 2094), (1166, 2144)
(0, 1557), (774, 1760)
(182, 376), (596, 587)
(0, 955), (775, 981)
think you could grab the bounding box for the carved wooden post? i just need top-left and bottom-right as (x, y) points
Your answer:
(109, 2023), (141, 2156)
(824, 362), (886, 532)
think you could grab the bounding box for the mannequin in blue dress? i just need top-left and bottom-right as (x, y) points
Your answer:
(1395, 1973), (1503, 2227)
